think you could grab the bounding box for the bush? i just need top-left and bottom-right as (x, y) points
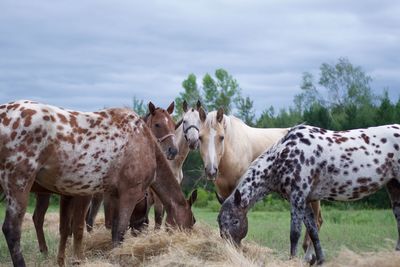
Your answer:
(193, 188), (209, 208)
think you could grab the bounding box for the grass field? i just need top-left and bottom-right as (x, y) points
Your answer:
(0, 203), (398, 266)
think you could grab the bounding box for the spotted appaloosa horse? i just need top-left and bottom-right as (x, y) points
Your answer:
(26, 101), (179, 266)
(218, 124), (400, 264)
(198, 108), (323, 261)
(0, 100), (195, 267)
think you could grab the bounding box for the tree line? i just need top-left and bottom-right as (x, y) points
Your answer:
(134, 58), (400, 208)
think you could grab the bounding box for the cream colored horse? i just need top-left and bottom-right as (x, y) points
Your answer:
(198, 108), (322, 263)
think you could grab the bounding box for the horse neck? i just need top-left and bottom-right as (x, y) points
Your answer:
(169, 124), (190, 179)
(151, 143), (188, 211)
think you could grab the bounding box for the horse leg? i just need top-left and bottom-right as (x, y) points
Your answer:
(303, 202), (325, 265)
(129, 195), (149, 236)
(103, 193), (114, 229)
(85, 193), (103, 232)
(303, 200), (323, 264)
(2, 183), (32, 267)
(154, 196), (164, 230)
(32, 193), (50, 254)
(71, 196), (92, 264)
(113, 188), (143, 247)
(289, 193), (306, 259)
(386, 179), (400, 250)
(57, 195), (73, 267)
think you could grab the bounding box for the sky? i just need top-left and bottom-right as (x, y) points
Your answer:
(0, 0), (399, 115)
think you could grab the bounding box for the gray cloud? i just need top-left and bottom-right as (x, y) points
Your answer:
(0, 0), (399, 114)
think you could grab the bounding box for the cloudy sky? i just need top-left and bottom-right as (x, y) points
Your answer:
(0, 0), (399, 115)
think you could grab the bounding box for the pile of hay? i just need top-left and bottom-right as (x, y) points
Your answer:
(17, 212), (400, 267)
(80, 224), (301, 267)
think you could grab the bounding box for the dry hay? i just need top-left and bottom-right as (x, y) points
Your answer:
(11, 212), (400, 267)
(80, 224), (304, 267)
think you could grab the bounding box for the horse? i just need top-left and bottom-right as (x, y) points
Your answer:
(85, 101), (180, 231)
(0, 100), (195, 267)
(198, 108), (323, 262)
(146, 100), (203, 229)
(218, 124), (400, 265)
(91, 100), (203, 231)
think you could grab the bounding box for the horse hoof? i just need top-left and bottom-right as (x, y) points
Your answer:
(308, 255), (316, 265)
(316, 257), (325, 265)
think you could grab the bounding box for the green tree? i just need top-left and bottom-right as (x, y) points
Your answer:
(175, 74), (202, 117)
(319, 57), (374, 108)
(235, 95), (255, 126)
(376, 90), (395, 124)
(132, 96), (146, 116)
(202, 69), (240, 114)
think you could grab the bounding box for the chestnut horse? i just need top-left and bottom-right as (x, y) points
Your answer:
(0, 100), (195, 267)
(198, 108), (323, 262)
(90, 100), (203, 231)
(146, 100), (202, 229)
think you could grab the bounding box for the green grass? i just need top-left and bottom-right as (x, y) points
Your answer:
(0, 202), (398, 265)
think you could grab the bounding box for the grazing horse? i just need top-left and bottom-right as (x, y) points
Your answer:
(218, 124), (400, 265)
(95, 100), (203, 231)
(86, 101), (180, 231)
(0, 100), (195, 267)
(198, 108), (323, 261)
(145, 100), (203, 229)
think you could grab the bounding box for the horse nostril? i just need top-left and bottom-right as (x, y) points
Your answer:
(169, 147), (178, 156)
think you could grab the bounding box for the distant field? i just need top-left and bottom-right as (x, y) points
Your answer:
(0, 203), (398, 266)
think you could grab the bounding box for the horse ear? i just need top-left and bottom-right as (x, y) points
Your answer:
(234, 189), (241, 207)
(188, 189), (198, 206)
(216, 107), (224, 123)
(199, 107), (207, 122)
(215, 192), (225, 205)
(196, 100), (202, 110)
(148, 102), (156, 115)
(167, 101), (175, 114)
(183, 100), (188, 112)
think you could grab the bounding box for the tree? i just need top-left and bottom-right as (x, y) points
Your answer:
(376, 90), (395, 124)
(235, 95), (255, 126)
(319, 57), (374, 108)
(132, 96), (146, 116)
(202, 69), (241, 114)
(294, 72), (322, 113)
(174, 74), (202, 117)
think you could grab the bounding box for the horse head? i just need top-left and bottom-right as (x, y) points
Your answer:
(165, 189), (198, 228)
(145, 101), (178, 160)
(180, 100), (202, 150)
(198, 107), (227, 180)
(218, 189), (248, 246)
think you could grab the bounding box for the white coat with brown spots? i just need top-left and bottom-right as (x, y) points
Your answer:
(218, 124), (400, 265)
(0, 100), (196, 267)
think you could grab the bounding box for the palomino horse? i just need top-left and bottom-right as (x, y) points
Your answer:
(218, 124), (400, 265)
(198, 108), (323, 262)
(0, 100), (195, 267)
(90, 100), (203, 231)
(27, 101), (179, 266)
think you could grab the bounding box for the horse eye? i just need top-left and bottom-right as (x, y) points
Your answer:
(199, 136), (203, 141)
(155, 123), (160, 128)
(220, 135), (224, 141)
(183, 120), (187, 124)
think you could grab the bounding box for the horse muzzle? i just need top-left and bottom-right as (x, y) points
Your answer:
(205, 166), (218, 181)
